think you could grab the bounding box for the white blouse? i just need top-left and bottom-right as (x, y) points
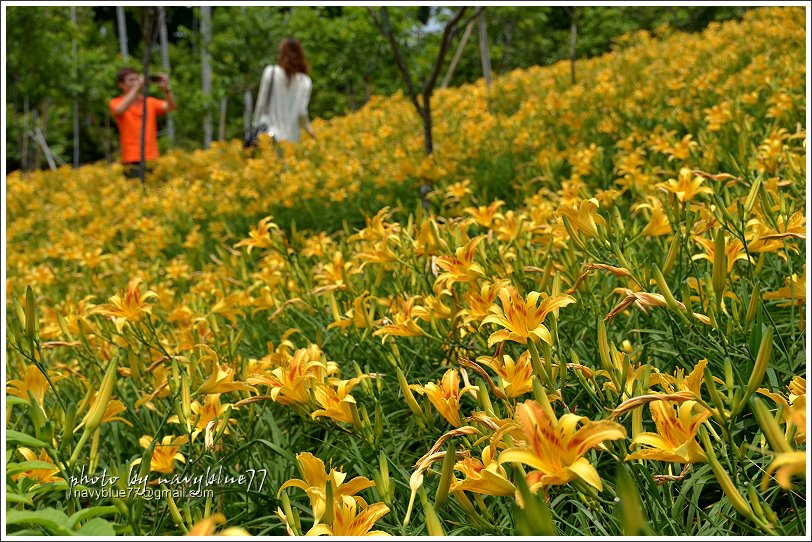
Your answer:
(253, 65), (312, 143)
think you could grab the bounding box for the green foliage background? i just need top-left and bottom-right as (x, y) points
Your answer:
(6, 6), (748, 171)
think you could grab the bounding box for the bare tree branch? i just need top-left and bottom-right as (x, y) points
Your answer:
(367, 7), (423, 115)
(422, 7), (479, 97)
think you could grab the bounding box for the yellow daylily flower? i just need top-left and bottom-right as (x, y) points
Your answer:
(278, 452), (375, 523)
(246, 346), (334, 407)
(12, 448), (64, 485)
(634, 197), (673, 237)
(6, 364), (58, 405)
(434, 235), (487, 287)
(311, 377), (367, 425)
(499, 400), (626, 492)
(764, 265), (806, 307)
(132, 435), (189, 475)
(90, 277), (158, 332)
(479, 352), (535, 398)
(482, 285), (576, 347)
(186, 513), (251, 536)
(625, 400), (710, 463)
(234, 216), (279, 253)
(657, 167), (713, 202)
(558, 198), (607, 238)
(450, 446), (516, 497)
(411, 369), (477, 428)
(761, 451), (806, 491)
(306, 500), (390, 536)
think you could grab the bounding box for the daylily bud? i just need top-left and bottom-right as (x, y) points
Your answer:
(476, 378), (495, 417)
(703, 366), (727, 421)
(750, 397), (791, 454)
(280, 492), (301, 536)
(423, 498), (446, 536)
(652, 264), (691, 325)
(164, 484), (187, 532)
(562, 215), (586, 251)
(434, 442), (456, 509)
(746, 483), (767, 522)
(324, 478), (335, 525)
(597, 320), (613, 373)
(712, 229), (727, 307)
(25, 285), (37, 340)
(661, 231), (681, 276)
(699, 427), (756, 522)
(397, 367), (427, 427)
(83, 356), (119, 434)
(744, 177), (762, 216)
(378, 451), (392, 505)
(735, 328), (772, 416)
(60, 403), (77, 453)
(347, 400), (363, 432)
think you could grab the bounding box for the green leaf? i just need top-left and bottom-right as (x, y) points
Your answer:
(6, 461), (60, 476)
(6, 508), (73, 535)
(5, 492), (35, 506)
(7, 396), (30, 406)
(68, 505), (120, 530)
(5, 430), (49, 449)
(76, 518), (116, 536)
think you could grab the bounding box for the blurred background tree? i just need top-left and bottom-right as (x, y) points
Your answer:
(4, 5), (749, 173)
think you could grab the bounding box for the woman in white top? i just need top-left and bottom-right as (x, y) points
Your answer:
(253, 38), (315, 143)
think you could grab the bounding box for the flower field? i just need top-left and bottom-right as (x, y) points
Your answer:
(4, 7), (807, 537)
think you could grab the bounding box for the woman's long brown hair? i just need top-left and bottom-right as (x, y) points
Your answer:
(278, 38), (310, 82)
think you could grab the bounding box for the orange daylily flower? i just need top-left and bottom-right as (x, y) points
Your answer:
(499, 400), (626, 492)
(625, 400), (710, 463)
(91, 278), (158, 332)
(657, 167), (713, 202)
(411, 369), (477, 427)
(761, 451), (806, 491)
(558, 198), (607, 238)
(278, 452), (376, 523)
(479, 352), (535, 398)
(450, 446), (516, 497)
(12, 448), (65, 485)
(434, 235), (487, 287)
(482, 285), (576, 346)
(234, 216), (280, 253)
(132, 435), (189, 475)
(186, 513), (251, 536)
(306, 500), (390, 536)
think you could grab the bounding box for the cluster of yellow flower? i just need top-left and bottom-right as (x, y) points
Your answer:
(5, 7), (805, 536)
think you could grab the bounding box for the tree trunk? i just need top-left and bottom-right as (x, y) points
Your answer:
(33, 99), (50, 170)
(140, 7), (158, 185)
(158, 7), (175, 143)
(364, 74), (372, 104)
(501, 22), (514, 73)
(22, 96), (29, 172)
(568, 7), (577, 85)
(218, 96), (228, 141)
(478, 10), (492, 87)
(243, 89), (253, 140)
(441, 19), (474, 88)
(201, 6), (213, 148)
(116, 6), (129, 61)
(346, 80), (356, 111)
(71, 7), (80, 168)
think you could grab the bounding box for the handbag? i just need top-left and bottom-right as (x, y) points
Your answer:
(244, 66), (277, 148)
